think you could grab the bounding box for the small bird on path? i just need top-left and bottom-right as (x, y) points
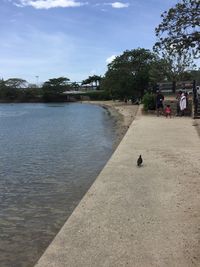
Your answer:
(137, 155), (143, 167)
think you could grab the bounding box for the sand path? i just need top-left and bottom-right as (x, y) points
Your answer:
(35, 106), (200, 267)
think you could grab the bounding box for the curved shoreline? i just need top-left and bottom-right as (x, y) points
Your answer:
(82, 100), (139, 149)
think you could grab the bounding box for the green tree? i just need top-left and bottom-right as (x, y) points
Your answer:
(159, 51), (195, 82)
(149, 58), (170, 84)
(69, 82), (80, 91)
(82, 75), (102, 89)
(5, 78), (27, 88)
(43, 77), (70, 90)
(154, 0), (200, 57)
(0, 79), (8, 99)
(91, 75), (102, 89)
(101, 48), (157, 99)
(42, 77), (70, 101)
(0, 78), (20, 100)
(189, 69), (200, 83)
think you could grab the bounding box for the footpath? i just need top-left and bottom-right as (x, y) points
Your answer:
(35, 107), (200, 267)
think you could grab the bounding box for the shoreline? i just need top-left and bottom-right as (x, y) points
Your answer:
(93, 99), (200, 142)
(82, 100), (139, 149)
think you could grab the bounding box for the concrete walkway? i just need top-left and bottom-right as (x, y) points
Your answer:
(35, 110), (200, 267)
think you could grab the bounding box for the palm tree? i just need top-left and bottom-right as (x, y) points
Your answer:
(81, 75), (102, 89)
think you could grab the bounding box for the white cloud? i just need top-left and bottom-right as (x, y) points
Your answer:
(106, 55), (116, 64)
(14, 0), (88, 9)
(106, 2), (129, 8)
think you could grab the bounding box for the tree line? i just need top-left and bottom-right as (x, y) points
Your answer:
(0, 0), (199, 102)
(0, 75), (102, 102)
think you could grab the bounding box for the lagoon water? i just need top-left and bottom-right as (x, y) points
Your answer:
(0, 103), (116, 267)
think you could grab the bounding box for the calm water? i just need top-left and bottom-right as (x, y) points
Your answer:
(0, 103), (117, 267)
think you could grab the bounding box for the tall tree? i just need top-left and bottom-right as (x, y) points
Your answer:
(149, 58), (171, 84)
(154, 0), (200, 57)
(42, 77), (70, 101)
(0, 79), (7, 99)
(5, 78), (27, 88)
(91, 75), (102, 89)
(189, 69), (200, 83)
(159, 50), (195, 81)
(101, 48), (157, 99)
(69, 82), (80, 91)
(43, 77), (70, 91)
(82, 75), (102, 89)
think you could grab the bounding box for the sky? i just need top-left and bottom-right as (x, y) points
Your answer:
(0, 0), (178, 84)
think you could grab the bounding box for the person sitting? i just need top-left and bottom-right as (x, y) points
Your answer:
(165, 105), (172, 118)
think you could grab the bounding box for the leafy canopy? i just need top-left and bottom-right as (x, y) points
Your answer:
(43, 77), (70, 89)
(154, 0), (200, 57)
(5, 78), (27, 88)
(101, 48), (158, 99)
(82, 75), (102, 88)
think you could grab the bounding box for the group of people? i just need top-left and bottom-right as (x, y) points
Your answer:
(156, 90), (188, 118)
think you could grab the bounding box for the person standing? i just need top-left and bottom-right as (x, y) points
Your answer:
(176, 90), (182, 116)
(197, 86), (200, 95)
(180, 93), (186, 116)
(156, 90), (164, 116)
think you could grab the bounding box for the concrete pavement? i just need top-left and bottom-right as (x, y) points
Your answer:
(35, 109), (200, 267)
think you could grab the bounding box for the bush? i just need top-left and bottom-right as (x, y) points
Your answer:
(84, 90), (111, 100)
(142, 92), (156, 111)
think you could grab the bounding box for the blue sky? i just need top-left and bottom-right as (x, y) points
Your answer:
(0, 0), (178, 84)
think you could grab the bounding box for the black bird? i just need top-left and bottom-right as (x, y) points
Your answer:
(137, 155), (143, 167)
